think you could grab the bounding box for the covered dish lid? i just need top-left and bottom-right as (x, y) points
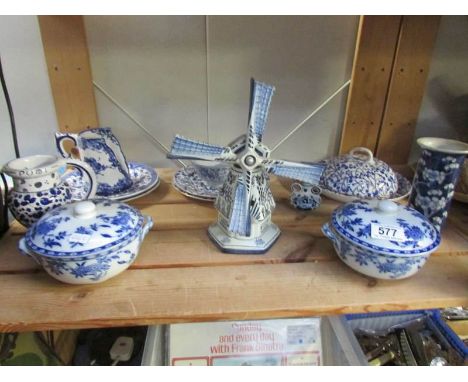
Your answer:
(25, 200), (144, 257)
(330, 200), (440, 255)
(320, 147), (398, 199)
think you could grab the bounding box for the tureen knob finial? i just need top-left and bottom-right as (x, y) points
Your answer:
(74, 201), (97, 219)
(377, 200), (398, 214)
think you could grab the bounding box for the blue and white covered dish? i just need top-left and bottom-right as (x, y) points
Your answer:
(19, 199), (153, 284)
(320, 147), (399, 201)
(322, 200), (440, 279)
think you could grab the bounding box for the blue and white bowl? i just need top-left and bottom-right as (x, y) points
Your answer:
(18, 199), (153, 284)
(322, 200), (440, 279)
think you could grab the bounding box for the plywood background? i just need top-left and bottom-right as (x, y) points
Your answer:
(84, 16), (359, 167)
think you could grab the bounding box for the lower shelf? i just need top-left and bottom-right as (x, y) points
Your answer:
(0, 170), (466, 332)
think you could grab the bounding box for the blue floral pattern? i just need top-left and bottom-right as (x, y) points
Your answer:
(63, 162), (159, 202)
(173, 165), (228, 200)
(8, 185), (73, 227)
(26, 200), (143, 257)
(37, 249), (136, 282)
(81, 137), (133, 196)
(323, 224), (431, 280)
(331, 200), (440, 255)
(408, 149), (466, 231)
(336, 242), (429, 279)
(320, 150), (398, 199)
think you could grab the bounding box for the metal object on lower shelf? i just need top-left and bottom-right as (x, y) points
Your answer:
(430, 356), (448, 366)
(398, 329), (418, 366)
(369, 350), (396, 366)
(346, 310), (467, 366)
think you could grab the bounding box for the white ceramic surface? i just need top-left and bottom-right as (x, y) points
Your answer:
(320, 147), (398, 200)
(63, 162), (160, 202)
(321, 172), (412, 203)
(322, 200), (440, 280)
(416, 137), (468, 155)
(2, 154), (97, 227)
(56, 127), (133, 196)
(19, 199), (153, 284)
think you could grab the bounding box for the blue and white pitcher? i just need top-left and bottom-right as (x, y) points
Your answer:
(56, 127), (133, 196)
(2, 154), (97, 227)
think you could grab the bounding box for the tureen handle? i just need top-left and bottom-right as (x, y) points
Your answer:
(140, 216), (154, 240)
(322, 223), (339, 248)
(18, 238), (41, 265)
(349, 147), (374, 164)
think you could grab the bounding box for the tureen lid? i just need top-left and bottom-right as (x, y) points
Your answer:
(25, 200), (144, 257)
(330, 200), (440, 255)
(320, 147), (398, 199)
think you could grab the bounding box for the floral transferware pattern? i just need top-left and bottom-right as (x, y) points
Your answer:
(63, 162), (159, 202)
(331, 200), (440, 255)
(37, 249), (135, 282)
(320, 148), (398, 199)
(25, 200), (143, 258)
(173, 165), (229, 201)
(327, 227), (430, 279)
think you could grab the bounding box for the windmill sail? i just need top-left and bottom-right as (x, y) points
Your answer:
(247, 79), (275, 147)
(228, 178), (251, 236)
(168, 135), (236, 161)
(265, 160), (325, 185)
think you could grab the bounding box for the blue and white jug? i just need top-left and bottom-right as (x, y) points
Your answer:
(56, 127), (133, 196)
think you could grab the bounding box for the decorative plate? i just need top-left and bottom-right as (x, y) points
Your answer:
(331, 199), (440, 255)
(320, 147), (398, 200)
(321, 172), (411, 203)
(25, 199), (144, 258)
(63, 162), (160, 202)
(172, 165), (229, 201)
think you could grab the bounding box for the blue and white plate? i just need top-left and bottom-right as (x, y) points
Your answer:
(63, 162), (159, 202)
(173, 165), (228, 201)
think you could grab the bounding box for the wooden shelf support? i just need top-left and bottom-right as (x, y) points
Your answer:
(38, 15), (99, 133)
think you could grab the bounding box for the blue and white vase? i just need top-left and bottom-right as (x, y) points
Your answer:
(408, 137), (468, 232)
(55, 127), (133, 196)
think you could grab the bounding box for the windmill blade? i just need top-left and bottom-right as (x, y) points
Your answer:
(265, 160), (325, 185)
(228, 175), (251, 236)
(247, 79), (275, 147)
(167, 135), (236, 161)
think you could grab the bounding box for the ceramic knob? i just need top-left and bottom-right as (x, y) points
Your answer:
(377, 200), (398, 214)
(244, 155), (256, 166)
(73, 201), (97, 219)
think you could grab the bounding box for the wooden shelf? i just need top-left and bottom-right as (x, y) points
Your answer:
(0, 169), (467, 332)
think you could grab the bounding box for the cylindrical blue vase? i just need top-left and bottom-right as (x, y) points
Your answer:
(408, 137), (468, 231)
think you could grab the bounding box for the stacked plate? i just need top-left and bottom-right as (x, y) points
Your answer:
(64, 162), (160, 202)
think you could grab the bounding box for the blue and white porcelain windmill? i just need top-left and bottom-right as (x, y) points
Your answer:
(168, 79), (325, 253)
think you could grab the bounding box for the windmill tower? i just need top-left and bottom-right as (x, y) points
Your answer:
(168, 79), (325, 253)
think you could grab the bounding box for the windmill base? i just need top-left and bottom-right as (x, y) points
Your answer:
(208, 222), (281, 254)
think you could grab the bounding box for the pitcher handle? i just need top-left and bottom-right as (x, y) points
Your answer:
(55, 132), (79, 159)
(62, 159), (97, 200)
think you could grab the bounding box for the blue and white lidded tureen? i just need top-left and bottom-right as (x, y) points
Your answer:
(320, 147), (399, 201)
(19, 199), (153, 284)
(322, 200), (440, 279)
